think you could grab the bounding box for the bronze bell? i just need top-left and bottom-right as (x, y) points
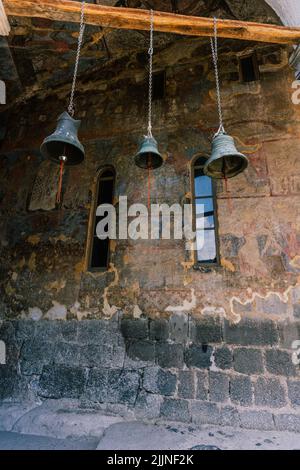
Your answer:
(40, 111), (84, 166)
(204, 131), (248, 179)
(135, 136), (163, 170)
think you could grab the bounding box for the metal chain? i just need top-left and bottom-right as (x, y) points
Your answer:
(210, 17), (225, 135)
(68, 0), (86, 117)
(147, 9), (154, 138)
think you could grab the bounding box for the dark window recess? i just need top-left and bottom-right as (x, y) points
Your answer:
(193, 157), (219, 265)
(239, 54), (259, 83)
(152, 71), (166, 101)
(89, 169), (115, 270)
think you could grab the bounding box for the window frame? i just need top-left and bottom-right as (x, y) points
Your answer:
(191, 156), (220, 268)
(85, 165), (115, 272)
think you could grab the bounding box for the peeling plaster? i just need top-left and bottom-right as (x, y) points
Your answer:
(165, 288), (196, 313)
(102, 263), (120, 318)
(45, 301), (67, 320)
(230, 282), (300, 324)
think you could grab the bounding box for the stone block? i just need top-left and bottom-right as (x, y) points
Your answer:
(230, 375), (252, 406)
(233, 348), (264, 374)
(274, 414), (300, 433)
(160, 398), (190, 422)
(184, 344), (212, 369)
(149, 319), (169, 341)
(209, 371), (229, 402)
(240, 410), (275, 431)
(224, 319), (278, 346)
(192, 317), (223, 344)
(178, 370), (195, 399)
(134, 391), (163, 419)
(121, 318), (149, 340)
(143, 367), (176, 396)
(169, 313), (188, 342)
(191, 401), (220, 425)
(214, 346), (233, 370)
(38, 364), (86, 399)
(265, 349), (297, 376)
(156, 342), (184, 368)
(126, 340), (155, 363)
(220, 406), (240, 427)
(196, 371), (208, 400)
(288, 380), (300, 406)
(254, 377), (286, 408)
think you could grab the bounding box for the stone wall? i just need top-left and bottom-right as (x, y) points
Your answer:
(0, 36), (300, 429)
(1, 315), (300, 431)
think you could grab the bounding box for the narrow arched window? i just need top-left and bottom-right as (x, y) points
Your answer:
(88, 167), (115, 270)
(192, 157), (219, 265)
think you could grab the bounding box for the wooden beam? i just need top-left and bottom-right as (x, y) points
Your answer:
(3, 0), (300, 45)
(0, 0), (10, 36)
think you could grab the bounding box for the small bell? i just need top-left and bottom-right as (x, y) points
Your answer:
(40, 111), (84, 166)
(204, 131), (248, 179)
(135, 136), (163, 170)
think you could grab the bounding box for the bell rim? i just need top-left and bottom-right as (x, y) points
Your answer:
(40, 136), (85, 166)
(203, 153), (248, 179)
(134, 152), (163, 170)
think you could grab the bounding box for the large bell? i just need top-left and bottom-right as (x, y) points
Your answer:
(40, 111), (84, 166)
(135, 136), (163, 170)
(204, 132), (248, 179)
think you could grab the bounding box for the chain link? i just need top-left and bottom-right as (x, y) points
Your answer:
(147, 9), (154, 138)
(210, 17), (225, 135)
(68, 0), (85, 117)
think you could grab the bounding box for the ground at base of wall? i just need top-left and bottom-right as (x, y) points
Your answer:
(0, 402), (299, 450)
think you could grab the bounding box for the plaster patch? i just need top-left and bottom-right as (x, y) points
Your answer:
(165, 288), (196, 313)
(230, 283), (300, 323)
(221, 258), (235, 272)
(45, 280), (66, 292)
(27, 234), (41, 245)
(201, 306), (227, 317)
(45, 301), (67, 320)
(28, 252), (36, 271)
(28, 307), (43, 321)
(290, 255), (300, 270)
(133, 305), (142, 319)
(102, 263), (120, 318)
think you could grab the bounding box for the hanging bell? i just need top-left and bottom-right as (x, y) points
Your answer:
(134, 135), (163, 170)
(204, 131), (248, 179)
(40, 111), (84, 166)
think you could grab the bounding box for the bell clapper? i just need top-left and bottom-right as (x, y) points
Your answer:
(147, 155), (151, 210)
(56, 154), (67, 205)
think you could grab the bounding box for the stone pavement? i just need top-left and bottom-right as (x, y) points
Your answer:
(0, 401), (299, 450)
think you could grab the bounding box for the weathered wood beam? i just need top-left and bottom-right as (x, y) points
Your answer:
(3, 0), (300, 45)
(0, 0), (10, 36)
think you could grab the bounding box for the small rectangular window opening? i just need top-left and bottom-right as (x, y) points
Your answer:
(152, 71), (166, 101)
(239, 53), (259, 83)
(89, 169), (115, 270)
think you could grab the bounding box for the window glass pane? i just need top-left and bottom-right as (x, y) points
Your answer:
(196, 199), (215, 229)
(196, 229), (217, 263)
(194, 171), (213, 197)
